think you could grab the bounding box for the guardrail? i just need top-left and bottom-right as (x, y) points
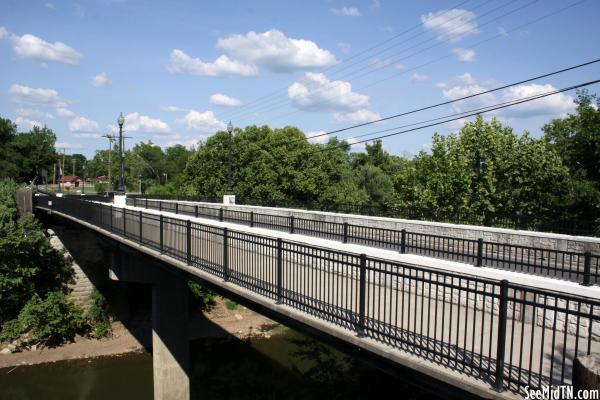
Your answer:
(35, 195), (600, 395)
(126, 197), (600, 286)
(128, 194), (599, 237)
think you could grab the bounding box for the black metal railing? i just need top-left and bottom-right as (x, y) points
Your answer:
(128, 194), (599, 237)
(125, 197), (600, 286)
(34, 195), (600, 395)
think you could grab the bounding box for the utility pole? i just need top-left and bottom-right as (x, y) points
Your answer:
(102, 134), (115, 186)
(72, 159), (75, 177)
(60, 148), (66, 192)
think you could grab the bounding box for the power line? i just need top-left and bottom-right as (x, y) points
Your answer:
(215, 0), (476, 121)
(309, 79), (600, 155)
(330, 84), (591, 144)
(262, 0), (585, 126)
(225, 0), (522, 122)
(292, 57), (600, 144)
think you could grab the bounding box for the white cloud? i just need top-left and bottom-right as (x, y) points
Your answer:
(121, 112), (171, 135)
(332, 7), (361, 17)
(288, 72), (369, 112)
(179, 110), (226, 134)
(499, 84), (575, 118)
(346, 137), (366, 151)
(15, 117), (43, 130)
(7, 31), (81, 65)
(333, 109), (381, 123)
(55, 142), (84, 150)
(439, 75), (575, 119)
(167, 49), (257, 77)
(69, 116), (101, 135)
(421, 9), (478, 42)
(435, 82), (449, 89)
(160, 106), (189, 113)
(452, 47), (476, 62)
(410, 73), (428, 82)
(456, 72), (475, 84)
(305, 130), (328, 144)
(209, 93), (241, 107)
(9, 84), (65, 106)
(442, 83), (495, 109)
(217, 29), (337, 73)
(166, 137), (203, 149)
(370, 58), (392, 69)
(91, 72), (110, 87)
(55, 107), (76, 118)
(16, 108), (53, 120)
(0, 27), (8, 39)
(371, 0), (381, 9)
(337, 42), (351, 54)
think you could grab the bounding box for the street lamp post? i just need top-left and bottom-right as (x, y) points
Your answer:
(117, 113), (125, 194)
(226, 121), (234, 196)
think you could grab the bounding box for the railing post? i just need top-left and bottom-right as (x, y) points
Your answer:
(145, 198), (148, 209)
(109, 205), (113, 232)
(159, 201), (162, 212)
(357, 253), (367, 337)
(194, 205), (199, 219)
(122, 207), (126, 236)
(250, 211), (254, 228)
(219, 208), (224, 222)
(223, 228), (229, 281)
(133, 197), (137, 207)
(400, 229), (406, 254)
(477, 238), (484, 267)
(159, 214), (164, 252)
(139, 210), (143, 242)
(175, 202), (179, 214)
(276, 238), (283, 303)
(495, 279), (509, 392)
(582, 251), (592, 286)
(186, 220), (192, 265)
(343, 222), (348, 243)
(290, 215), (295, 234)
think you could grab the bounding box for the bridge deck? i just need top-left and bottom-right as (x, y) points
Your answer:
(35, 197), (600, 399)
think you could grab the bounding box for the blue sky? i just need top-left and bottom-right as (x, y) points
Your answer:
(1, 0), (599, 158)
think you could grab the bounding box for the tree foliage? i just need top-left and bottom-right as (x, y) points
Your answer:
(0, 118), (58, 183)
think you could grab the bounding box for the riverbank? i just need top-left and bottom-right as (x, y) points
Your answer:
(0, 297), (282, 369)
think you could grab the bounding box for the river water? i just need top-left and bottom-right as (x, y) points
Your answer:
(0, 329), (438, 400)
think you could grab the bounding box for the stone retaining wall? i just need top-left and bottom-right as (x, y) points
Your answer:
(151, 199), (600, 254)
(47, 228), (95, 308)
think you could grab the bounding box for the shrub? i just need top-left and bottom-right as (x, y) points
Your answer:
(0, 291), (86, 346)
(0, 196), (71, 323)
(188, 281), (215, 310)
(94, 182), (108, 195)
(225, 299), (238, 311)
(87, 289), (110, 338)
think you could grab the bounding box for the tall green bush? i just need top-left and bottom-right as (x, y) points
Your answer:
(0, 291), (86, 346)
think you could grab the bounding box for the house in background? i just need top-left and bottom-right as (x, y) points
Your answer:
(59, 175), (82, 189)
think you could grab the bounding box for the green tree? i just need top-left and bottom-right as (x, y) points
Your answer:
(392, 116), (571, 224)
(183, 125), (360, 207)
(542, 90), (600, 221)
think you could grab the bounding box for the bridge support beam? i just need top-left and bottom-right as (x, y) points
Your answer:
(109, 243), (190, 400)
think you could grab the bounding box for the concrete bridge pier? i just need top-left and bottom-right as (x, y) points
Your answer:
(152, 275), (189, 400)
(109, 243), (190, 400)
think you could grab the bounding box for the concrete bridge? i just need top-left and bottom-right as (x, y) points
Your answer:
(33, 194), (600, 400)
